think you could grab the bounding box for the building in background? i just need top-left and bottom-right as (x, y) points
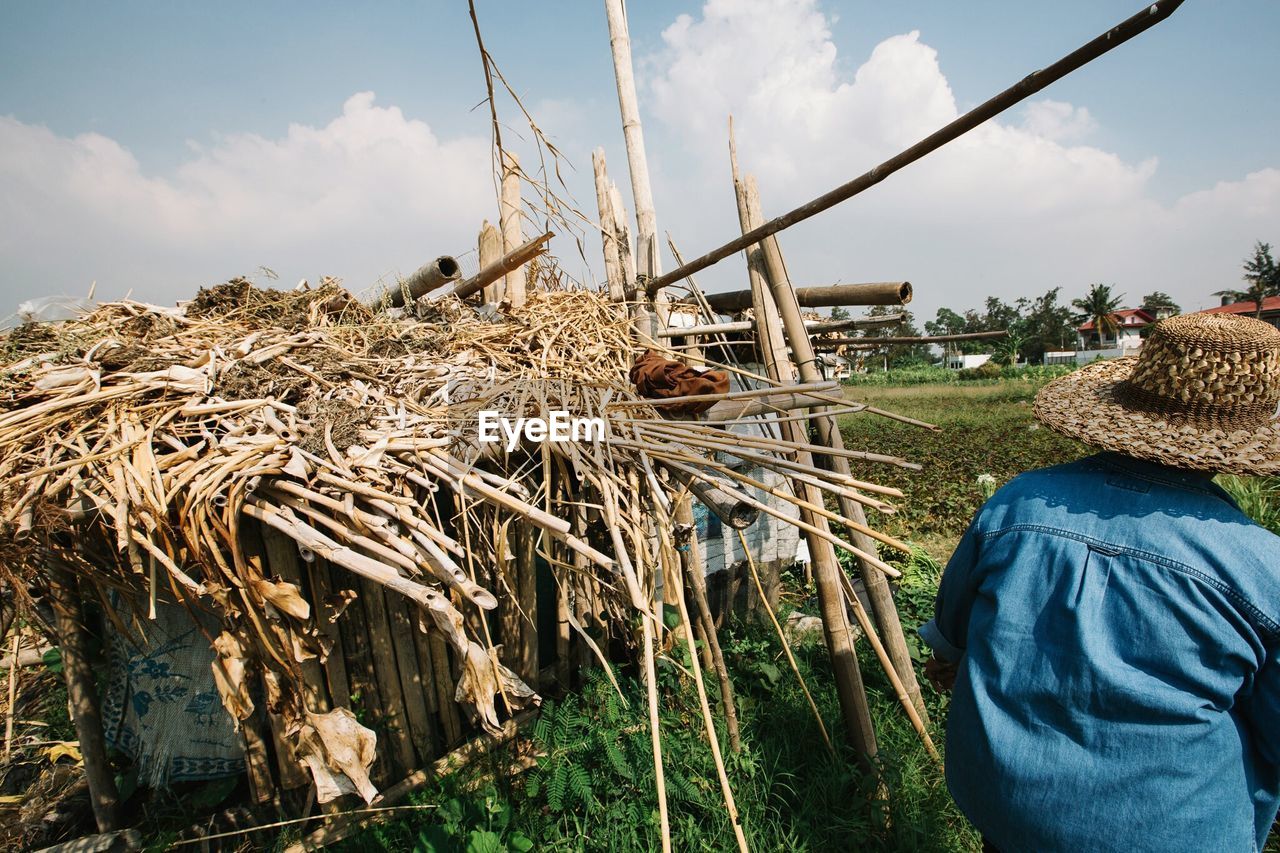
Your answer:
(1196, 295), (1280, 330)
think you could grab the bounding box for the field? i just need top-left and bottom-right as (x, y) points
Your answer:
(839, 377), (1090, 556)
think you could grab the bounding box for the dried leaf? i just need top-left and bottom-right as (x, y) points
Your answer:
(254, 578), (311, 620)
(455, 642), (540, 735)
(210, 631), (254, 722)
(44, 741), (83, 765)
(297, 708), (379, 804)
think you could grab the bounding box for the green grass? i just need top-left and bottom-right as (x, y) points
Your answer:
(843, 364), (1075, 387)
(1218, 475), (1280, 535)
(839, 378), (1089, 539)
(343, 552), (974, 852)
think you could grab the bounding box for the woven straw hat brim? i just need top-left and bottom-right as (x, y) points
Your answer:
(1034, 357), (1280, 476)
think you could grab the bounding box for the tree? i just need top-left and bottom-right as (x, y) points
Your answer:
(1014, 288), (1075, 363)
(861, 305), (926, 368)
(828, 306), (851, 321)
(1240, 241), (1279, 319)
(1140, 291), (1181, 317)
(1071, 284), (1124, 349)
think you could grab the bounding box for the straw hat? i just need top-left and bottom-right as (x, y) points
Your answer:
(1034, 313), (1280, 475)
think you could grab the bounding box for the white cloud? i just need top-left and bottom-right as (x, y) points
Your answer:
(0, 92), (493, 308)
(1, 4), (1276, 327)
(639, 0), (1280, 318)
(1021, 100), (1098, 143)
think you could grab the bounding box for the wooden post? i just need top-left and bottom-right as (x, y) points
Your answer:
(47, 568), (120, 832)
(674, 497), (741, 754)
(592, 149), (627, 303)
(515, 523), (539, 685)
(603, 0), (667, 329)
(744, 175), (929, 721)
(499, 151), (526, 307)
(479, 220), (503, 304)
(728, 138), (879, 764)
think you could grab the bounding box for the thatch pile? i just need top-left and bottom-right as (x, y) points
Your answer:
(0, 277), (909, 806)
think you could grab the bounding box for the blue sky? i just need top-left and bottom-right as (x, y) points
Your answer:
(2, 0), (1278, 322)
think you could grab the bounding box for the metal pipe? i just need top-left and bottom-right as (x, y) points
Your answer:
(645, 0), (1185, 292)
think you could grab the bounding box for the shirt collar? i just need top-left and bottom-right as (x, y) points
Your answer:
(1091, 451), (1226, 496)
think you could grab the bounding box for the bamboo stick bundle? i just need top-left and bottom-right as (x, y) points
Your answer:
(0, 271), (920, 814)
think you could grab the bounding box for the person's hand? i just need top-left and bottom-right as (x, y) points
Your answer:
(925, 655), (959, 693)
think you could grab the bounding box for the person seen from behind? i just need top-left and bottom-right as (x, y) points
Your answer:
(922, 313), (1280, 852)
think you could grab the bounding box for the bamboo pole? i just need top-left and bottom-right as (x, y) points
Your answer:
(604, 0), (667, 329)
(647, 0), (1186, 292)
(656, 312), (907, 338)
(4, 631), (18, 761)
(728, 148), (878, 765)
(674, 497), (742, 755)
(387, 256), (461, 307)
(668, 520), (749, 852)
(686, 282), (912, 314)
(592, 149), (627, 303)
(478, 220), (503, 304)
(742, 175), (929, 722)
(47, 568), (120, 832)
(448, 232), (554, 301)
(499, 151), (526, 307)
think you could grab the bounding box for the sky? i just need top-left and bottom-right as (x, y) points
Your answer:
(2, 0), (1278, 326)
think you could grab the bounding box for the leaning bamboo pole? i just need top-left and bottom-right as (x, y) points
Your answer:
(655, 312), (907, 339)
(387, 257), (462, 308)
(738, 530), (834, 757)
(667, 516), (749, 853)
(687, 282), (912, 314)
(48, 568), (120, 832)
(674, 496), (741, 754)
(742, 175), (929, 721)
(450, 232), (553, 301)
(728, 134), (879, 764)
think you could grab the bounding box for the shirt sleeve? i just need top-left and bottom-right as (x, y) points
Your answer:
(1245, 644), (1280, 766)
(919, 514), (984, 663)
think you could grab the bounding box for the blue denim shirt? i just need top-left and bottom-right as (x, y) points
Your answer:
(921, 453), (1280, 852)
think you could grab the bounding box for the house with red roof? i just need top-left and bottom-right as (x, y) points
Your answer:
(1076, 308), (1154, 353)
(1196, 295), (1280, 330)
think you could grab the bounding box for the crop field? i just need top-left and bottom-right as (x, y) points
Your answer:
(839, 377), (1090, 557)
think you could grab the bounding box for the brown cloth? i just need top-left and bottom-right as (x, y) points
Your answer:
(629, 350), (730, 416)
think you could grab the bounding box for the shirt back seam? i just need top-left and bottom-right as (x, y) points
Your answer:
(979, 522), (1280, 641)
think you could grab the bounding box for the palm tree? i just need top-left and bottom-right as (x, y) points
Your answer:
(1072, 284), (1124, 349)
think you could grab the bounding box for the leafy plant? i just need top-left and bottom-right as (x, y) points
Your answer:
(1217, 475), (1280, 535)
